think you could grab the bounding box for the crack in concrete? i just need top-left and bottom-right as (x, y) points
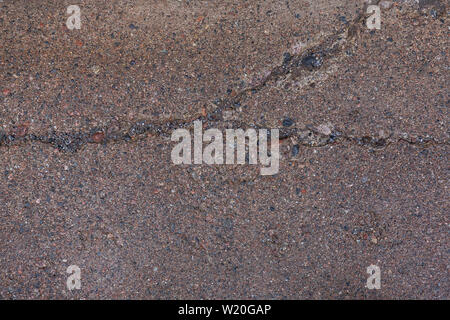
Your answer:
(0, 1), (447, 153)
(208, 0), (377, 115)
(0, 118), (447, 153)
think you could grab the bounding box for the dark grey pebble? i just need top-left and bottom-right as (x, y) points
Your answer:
(282, 118), (294, 127)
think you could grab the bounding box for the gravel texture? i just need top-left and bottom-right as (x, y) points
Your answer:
(0, 0), (448, 299)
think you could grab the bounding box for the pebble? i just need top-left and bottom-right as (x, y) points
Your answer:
(92, 132), (105, 143)
(316, 124), (332, 136)
(301, 54), (322, 69)
(339, 16), (347, 23)
(292, 144), (300, 156)
(430, 9), (438, 19)
(283, 52), (292, 65)
(282, 118), (294, 127)
(91, 65), (100, 75)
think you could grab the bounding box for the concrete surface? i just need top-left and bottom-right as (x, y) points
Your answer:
(0, 0), (448, 299)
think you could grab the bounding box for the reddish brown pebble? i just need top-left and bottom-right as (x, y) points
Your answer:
(92, 132), (105, 143)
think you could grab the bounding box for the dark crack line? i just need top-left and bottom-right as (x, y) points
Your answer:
(1, 118), (448, 153)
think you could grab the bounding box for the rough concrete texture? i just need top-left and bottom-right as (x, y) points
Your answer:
(0, 0), (448, 299)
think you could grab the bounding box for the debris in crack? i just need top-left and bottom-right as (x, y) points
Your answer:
(357, 136), (387, 149)
(300, 53), (323, 70)
(0, 119), (447, 153)
(44, 132), (86, 153)
(282, 52), (292, 66)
